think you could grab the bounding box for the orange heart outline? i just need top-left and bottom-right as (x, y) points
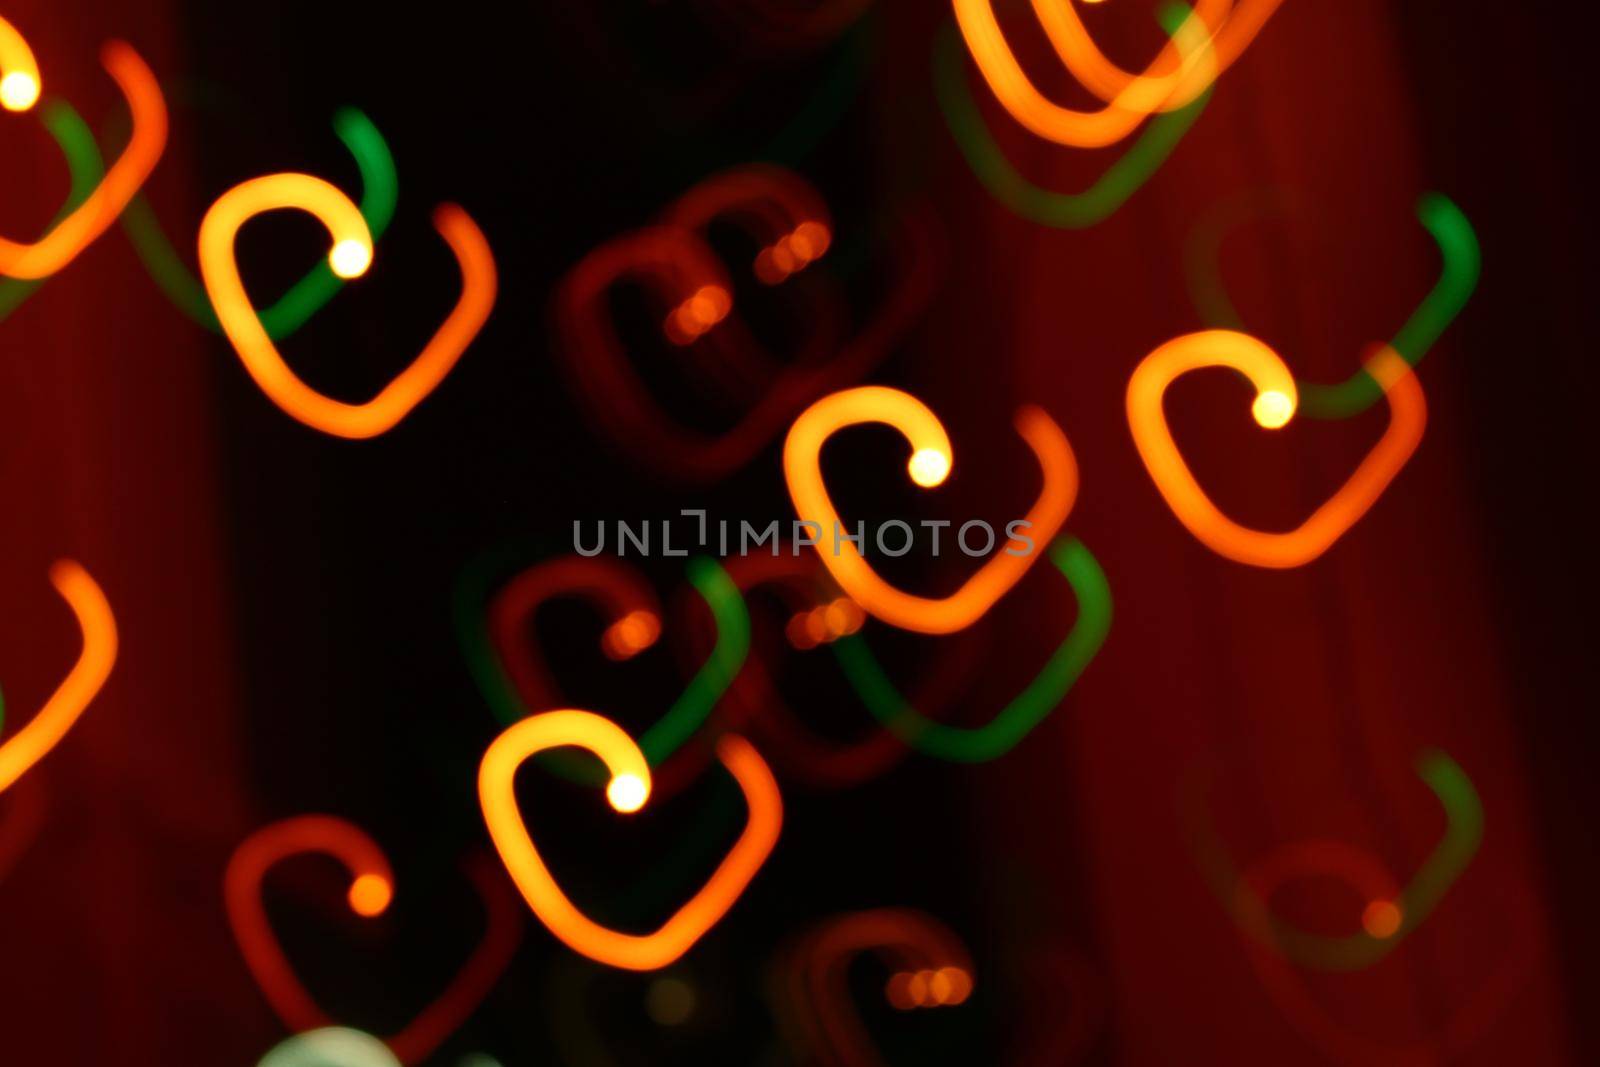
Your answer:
(223, 815), (525, 1065)
(0, 25), (167, 279)
(478, 708), (782, 971)
(1126, 331), (1425, 568)
(0, 561), (118, 795)
(951, 0), (1219, 147)
(1025, 0), (1285, 111)
(783, 385), (1078, 634)
(198, 173), (496, 439)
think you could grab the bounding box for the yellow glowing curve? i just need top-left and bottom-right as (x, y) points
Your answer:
(1127, 332), (1426, 568)
(0, 562), (119, 794)
(0, 40), (167, 279)
(784, 386), (1077, 634)
(479, 709), (782, 972)
(951, 0), (1217, 147)
(198, 173), (497, 439)
(1029, 0), (1284, 111)
(0, 17), (41, 112)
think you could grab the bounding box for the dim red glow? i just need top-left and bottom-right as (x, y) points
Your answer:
(225, 818), (523, 1064)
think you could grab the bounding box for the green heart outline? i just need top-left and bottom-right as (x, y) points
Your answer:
(830, 537), (1111, 763)
(1183, 748), (1483, 971)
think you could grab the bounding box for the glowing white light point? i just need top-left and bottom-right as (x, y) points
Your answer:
(1, 72), (40, 112)
(1252, 390), (1295, 429)
(908, 448), (951, 488)
(606, 773), (649, 813)
(329, 238), (372, 278)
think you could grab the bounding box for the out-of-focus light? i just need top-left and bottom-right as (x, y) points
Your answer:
(907, 447), (952, 487)
(1127, 332), (1425, 568)
(939, 965), (974, 1004)
(786, 611), (819, 650)
(329, 238), (372, 278)
(832, 537), (1109, 762)
(606, 773), (649, 813)
(1362, 900), (1402, 939)
(199, 174), (496, 439)
(228, 826), (523, 1064)
(785, 386), (1077, 634)
(0, 71), (38, 111)
(257, 1027), (401, 1067)
(790, 909), (975, 1063)
(0, 40), (167, 279)
(0, 562), (118, 795)
(1211, 751), (1483, 970)
(790, 220), (831, 260)
(0, 18), (40, 112)
(950, 0), (1221, 147)
(602, 609), (660, 660)
(822, 598), (863, 638)
(347, 873), (393, 917)
(116, 107), (398, 340)
(1030, 0), (1285, 111)
(666, 283), (731, 343)
(1251, 389), (1294, 428)
(226, 817), (398, 1031)
(645, 976), (697, 1025)
(478, 709), (781, 970)
(934, 11), (1210, 230)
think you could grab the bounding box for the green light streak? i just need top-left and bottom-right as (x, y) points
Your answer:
(1183, 191), (1480, 420)
(0, 100), (107, 323)
(933, 5), (1210, 229)
(116, 107), (398, 339)
(1191, 749), (1483, 971)
(1299, 195), (1480, 418)
(831, 537), (1111, 763)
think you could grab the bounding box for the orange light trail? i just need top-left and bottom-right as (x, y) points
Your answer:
(1029, 0), (1284, 111)
(0, 40), (167, 279)
(784, 386), (1077, 633)
(1127, 333), (1425, 568)
(0, 17), (41, 112)
(951, 0), (1218, 147)
(478, 709), (782, 971)
(0, 562), (118, 795)
(198, 174), (496, 439)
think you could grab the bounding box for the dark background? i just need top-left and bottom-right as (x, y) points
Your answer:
(1, 0), (1595, 1063)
